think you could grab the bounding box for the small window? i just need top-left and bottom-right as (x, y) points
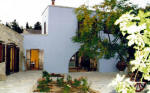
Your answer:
(44, 22), (46, 34)
(77, 21), (82, 37)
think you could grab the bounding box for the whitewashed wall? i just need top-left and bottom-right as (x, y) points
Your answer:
(98, 31), (119, 72)
(23, 6), (119, 73)
(23, 6), (80, 73)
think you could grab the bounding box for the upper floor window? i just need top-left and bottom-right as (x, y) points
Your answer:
(44, 22), (46, 34)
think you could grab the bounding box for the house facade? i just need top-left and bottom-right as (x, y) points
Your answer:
(23, 5), (119, 73)
(0, 5), (119, 81)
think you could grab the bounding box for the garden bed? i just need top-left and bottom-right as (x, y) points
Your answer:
(33, 71), (98, 93)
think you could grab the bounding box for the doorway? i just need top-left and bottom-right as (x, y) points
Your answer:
(6, 44), (19, 75)
(30, 49), (39, 70)
(26, 49), (43, 70)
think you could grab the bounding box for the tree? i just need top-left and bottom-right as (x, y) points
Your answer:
(11, 20), (23, 33)
(26, 22), (29, 29)
(6, 22), (11, 28)
(72, 0), (136, 60)
(34, 21), (41, 30)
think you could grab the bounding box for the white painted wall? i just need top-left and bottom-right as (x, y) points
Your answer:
(23, 6), (119, 73)
(23, 6), (80, 73)
(42, 6), (49, 35)
(98, 57), (119, 72)
(98, 31), (119, 72)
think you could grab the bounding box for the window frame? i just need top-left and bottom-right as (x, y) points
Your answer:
(44, 22), (46, 34)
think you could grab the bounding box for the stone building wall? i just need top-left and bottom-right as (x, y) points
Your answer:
(0, 24), (24, 80)
(0, 62), (6, 80)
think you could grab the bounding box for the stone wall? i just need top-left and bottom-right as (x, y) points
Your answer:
(0, 62), (6, 80)
(0, 24), (24, 80)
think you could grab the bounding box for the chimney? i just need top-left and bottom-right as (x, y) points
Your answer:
(52, 0), (55, 5)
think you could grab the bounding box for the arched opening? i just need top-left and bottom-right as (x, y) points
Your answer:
(69, 51), (98, 72)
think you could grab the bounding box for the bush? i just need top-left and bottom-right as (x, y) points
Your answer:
(80, 78), (89, 93)
(72, 79), (81, 87)
(57, 77), (64, 87)
(67, 75), (72, 84)
(63, 84), (71, 93)
(37, 80), (50, 92)
(42, 71), (52, 83)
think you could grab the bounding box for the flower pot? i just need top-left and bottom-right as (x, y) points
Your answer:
(116, 61), (126, 71)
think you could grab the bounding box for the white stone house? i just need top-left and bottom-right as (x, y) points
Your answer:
(23, 5), (119, 73)
(0, 5), (119, 81)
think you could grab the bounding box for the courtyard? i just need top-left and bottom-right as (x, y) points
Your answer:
(0, 71), (118, 93)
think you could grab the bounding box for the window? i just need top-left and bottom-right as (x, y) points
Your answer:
(77, 21), (82, 37)
(44, 22), (46, 34)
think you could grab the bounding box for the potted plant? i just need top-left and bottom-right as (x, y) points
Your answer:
(116, 55), (127, 71)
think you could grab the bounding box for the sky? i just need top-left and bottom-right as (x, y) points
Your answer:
(0, 0), (149, 27)
(0, 0), (102, 27)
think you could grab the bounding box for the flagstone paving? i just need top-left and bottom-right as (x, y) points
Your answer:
(0, 71), (148, 93)
(67, 72), (117, 93)
(0, 71), (42, 93)
(0, 71), (117, 93)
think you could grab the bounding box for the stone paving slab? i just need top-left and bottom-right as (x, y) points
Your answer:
(0, 71), (42, 93)
(0, 71), (148, 93)
(67, 72), (149, 93)
(67, 72), (118, 93)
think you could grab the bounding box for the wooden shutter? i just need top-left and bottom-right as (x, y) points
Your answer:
(2, 44), (5, 62)
(0, 43), (2, 62)
(14, 47), (19, 72)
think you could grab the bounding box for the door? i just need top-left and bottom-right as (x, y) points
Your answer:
(30, 49), (39, 70)
(6, 45), (19, 75)
(10, 47), (14, 72)
(14, 47), (19, 72)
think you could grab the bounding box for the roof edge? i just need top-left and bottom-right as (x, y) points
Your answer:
(41, 5), (76, 16)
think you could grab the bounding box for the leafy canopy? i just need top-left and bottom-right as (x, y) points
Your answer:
(72, 0), (135, 60)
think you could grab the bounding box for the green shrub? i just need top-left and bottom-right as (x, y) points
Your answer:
(57, 77), (64, 87)
(67, 75), (72, 84)
(81, 78), (89, 93)
(72, 79), (81, 87)
(42, 71), (49, 78)
(63, 84), (71, 93)
(37, 80), (50, 92)
(42, 71), (52, 83)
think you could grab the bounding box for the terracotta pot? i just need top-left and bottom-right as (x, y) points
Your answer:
(116, 61), (126, 71)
